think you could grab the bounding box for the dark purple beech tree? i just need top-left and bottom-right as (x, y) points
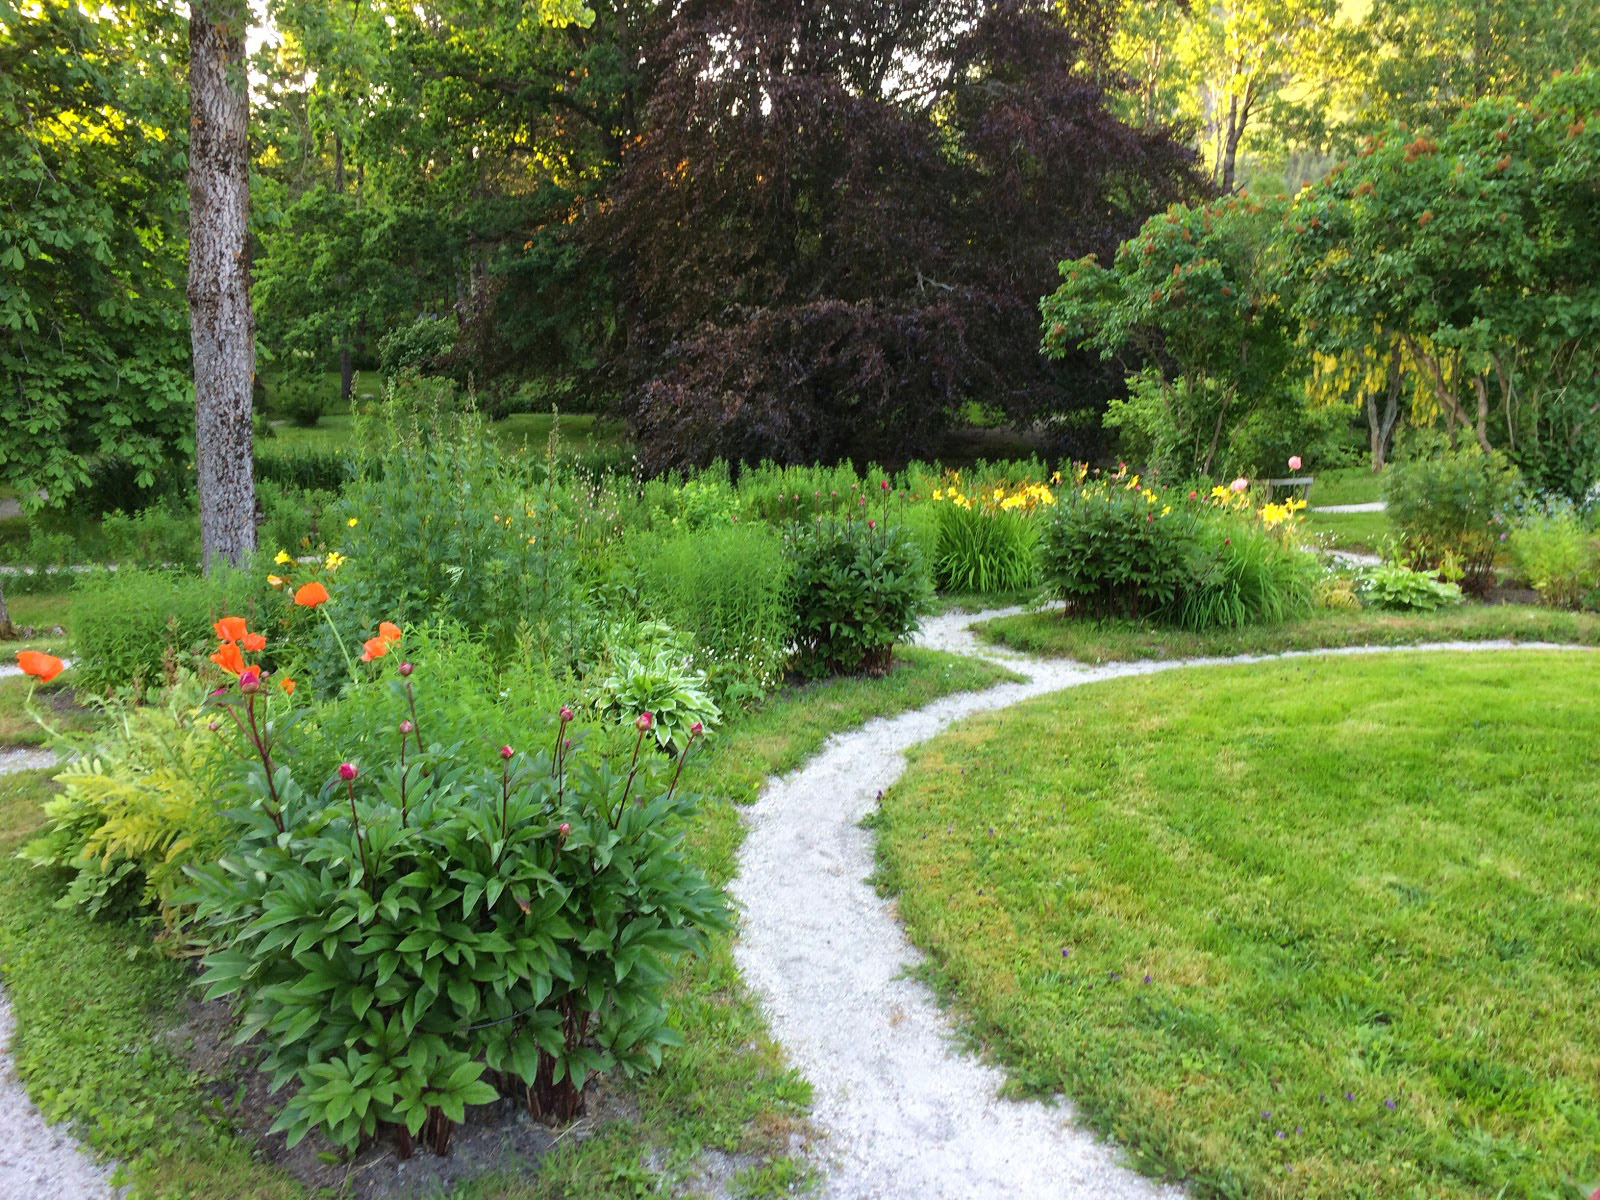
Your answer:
(189, 0), (256, 570)
(595, 0), (1203, 469)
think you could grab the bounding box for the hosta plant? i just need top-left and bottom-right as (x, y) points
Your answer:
(590, 622), (722, 752)
(183, 647), (726, 1159)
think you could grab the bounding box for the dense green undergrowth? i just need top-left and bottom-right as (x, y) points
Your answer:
(0, 647), (1015, 1200)
(875, 651), (1600, 1200)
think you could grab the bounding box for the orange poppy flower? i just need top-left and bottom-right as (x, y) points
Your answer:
(209, 641), (245, 677)
(279, 677), (296, 696)
(360, 637), (390, 662)
(294, 582), (329, 608)
(17, 650), (66, 683)
(241, 632), (267, 653)
(214, 616), (248, 642)
(378, 621), (402, 643)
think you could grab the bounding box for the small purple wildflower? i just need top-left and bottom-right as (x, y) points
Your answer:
(1384, 1098), (1397, 1111)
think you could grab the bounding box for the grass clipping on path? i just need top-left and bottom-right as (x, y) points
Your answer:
(977, 603), (1600, 665)
(874, 650), (1600, 1200)
(0, 646), (1017, 1200)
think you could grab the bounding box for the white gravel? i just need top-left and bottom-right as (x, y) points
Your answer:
(728, 607), (1592, 1200)
(1311, 500), (1387, 513)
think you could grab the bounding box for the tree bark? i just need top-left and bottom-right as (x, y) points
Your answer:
(1369, 345), (1403, 470)
(0, 577), (14, 640)
(189, 0), (256, 572)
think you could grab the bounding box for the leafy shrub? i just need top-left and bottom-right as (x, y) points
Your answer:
(1509, 510), (1599, 609)
(1178, 520), (1317, 630)
(1383, 446), (1521, 594)
(70, 568), (239, 695)
(787, 513), (930, 677)
(258, 480), (335, 558)
(272, 373), (330, 428)
(1042, 476), (1200, 619)
(590, 623), (722, 752)
(1356, 563), (1465, 611)
(20, 673), (227, 930)
(184, 663), (726, 1156)
(631, 523), (793, 701)
(378, 315), (455, 377)
(928, 478), (1052, 594)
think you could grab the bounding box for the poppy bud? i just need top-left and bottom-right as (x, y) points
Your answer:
(338, 762), (358, 781)
(636, 712), (654, 732)
(398, 662), (414, 677)
(559, 705), (574, 722)
(500, 745), (513, 760)
(400, 720), (414, 735)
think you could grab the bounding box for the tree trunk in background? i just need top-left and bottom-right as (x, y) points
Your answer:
(0, 578), (14, 639)
(188, 0), (256, 572)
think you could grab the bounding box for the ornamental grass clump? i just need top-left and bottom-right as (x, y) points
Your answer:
(183, 653), (726, 1159)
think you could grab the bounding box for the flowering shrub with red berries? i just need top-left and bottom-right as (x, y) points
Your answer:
(182, 652), (726, 1158)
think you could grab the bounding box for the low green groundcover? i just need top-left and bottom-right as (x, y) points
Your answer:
(875, 650), (1600, 1200)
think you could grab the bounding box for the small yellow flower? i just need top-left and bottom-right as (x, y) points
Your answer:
(266, 574), (285, 588)
(347, 517), (358, 528)
(274, 549), (293, 565)
(1161, 505), (1171, 517)
(932, 489), (943, 501)
(325, 551), (348, 571)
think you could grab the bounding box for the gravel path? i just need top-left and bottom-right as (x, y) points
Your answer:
(0, 748), (116, 1200)
(1312, 500), (1387, 513)
(729, 608), (1591, 1200)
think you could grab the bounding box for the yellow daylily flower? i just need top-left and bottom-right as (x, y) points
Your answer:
(274, 549), (293, 565)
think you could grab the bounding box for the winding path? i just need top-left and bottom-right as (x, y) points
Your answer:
(728, 608), (1590, 1200)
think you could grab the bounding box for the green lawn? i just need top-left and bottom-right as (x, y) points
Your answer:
(264, 408), (630, 458)
(0, 646), (1017, 1200)
(1304, 508), (1391, 552)
(975, 603), (1600, 664)
(874, 651), (1600, 1200)
(3, 589), (72, 635)
(1302, 465), (1384, 507)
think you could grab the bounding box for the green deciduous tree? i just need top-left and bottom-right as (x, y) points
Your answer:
(0, 0), (191, 510)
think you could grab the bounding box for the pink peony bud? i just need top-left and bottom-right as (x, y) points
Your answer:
(559, 705), (574, 722)
(558, 822), (571, 839)
(636, 712), (654, 732)
(338, 762), (358, 781)
(880, 479), (890, 491)
(238, 667), (262, 694)
(208, 721), (220, 732)
(690, 722), (704, 736)
(398, 661), (414, 677)
(868, 519), (877, 530)
(500, 745), (513, 760)
(1287, 455), (1303, 471)
(400, 720), (414, 734)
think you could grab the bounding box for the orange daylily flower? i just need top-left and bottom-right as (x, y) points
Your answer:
(279, 677), (296, 695)
(214, 616), (248, 642)
(378, 621), (402, 643)
(209, 641), (245, 677)
(360, 637), (390, 662)
(17, 651), (66, 683)
(294, 582), (330, 608)
(241, 632), (267, 653)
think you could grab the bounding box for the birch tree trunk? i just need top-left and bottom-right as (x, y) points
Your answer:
(188, 0), (256, 572)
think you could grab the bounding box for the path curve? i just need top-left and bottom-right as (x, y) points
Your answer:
(728, 607), (1592, 1200)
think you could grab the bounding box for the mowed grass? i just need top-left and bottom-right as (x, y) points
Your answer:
(874, 651), (1600, 1200)
(0, 646), (1015, 1200)
(976, 603), (1600, 664)
(1306, 508), (1391, 552)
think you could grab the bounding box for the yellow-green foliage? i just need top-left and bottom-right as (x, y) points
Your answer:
(19, 673), (227, 934)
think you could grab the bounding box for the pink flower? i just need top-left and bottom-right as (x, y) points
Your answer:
(880, 479), (890, 491)
(238, 666), (262, 694)
(690, 722), (704, 736)
(636, 712), (655, 732)
(1230, 477), (1249, 493)
(500, 745), (513, 760)
(338, 762), (358, 781)
(399, 720), (414, 734)
(558, 822), (571, 839)
(868, 519), (877, 530)
(398, 662), (414, 677)
(1287, 455), (1303, 471)
(559, 705), (574, 723)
